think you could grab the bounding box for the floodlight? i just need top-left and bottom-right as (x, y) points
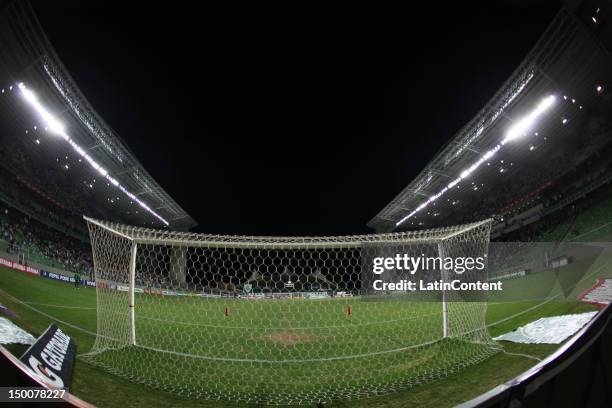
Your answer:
(18, 83), (66, 135)
(503, 95), (555, 143)
(16, 81), (170, 226)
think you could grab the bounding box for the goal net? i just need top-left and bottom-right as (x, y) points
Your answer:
(82, 217), (496, 405)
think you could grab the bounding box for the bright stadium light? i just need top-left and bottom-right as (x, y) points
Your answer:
(18, 83), (66, 135)
(502, 95), (555, 144)
(17, 82), (170, 226)
(396, 94), (556, 227)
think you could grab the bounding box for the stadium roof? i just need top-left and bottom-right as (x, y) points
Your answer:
(0, 0), (197, 230)
(368, 4), (612, 232)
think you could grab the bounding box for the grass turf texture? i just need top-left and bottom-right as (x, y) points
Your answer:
(0, 252), (610, 407)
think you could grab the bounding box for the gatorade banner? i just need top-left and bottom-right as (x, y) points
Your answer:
(20, 324), (76, 389)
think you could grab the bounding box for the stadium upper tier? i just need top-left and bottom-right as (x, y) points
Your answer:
(369, 3), (612, 233)
(0, 0), (196, 231)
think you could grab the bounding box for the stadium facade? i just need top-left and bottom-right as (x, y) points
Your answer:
(369, 0), (612, 237)
(0, 1), (611, 407)
(0, 0), (197, 232)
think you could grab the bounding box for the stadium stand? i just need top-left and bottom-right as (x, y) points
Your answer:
(0, 164), (88, 241)
(369, 1), (612, 237)
(0, 203), (92, 276)
(497, 178), (612, 243)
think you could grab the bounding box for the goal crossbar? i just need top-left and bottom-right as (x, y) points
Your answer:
(83, 216), (491, 248)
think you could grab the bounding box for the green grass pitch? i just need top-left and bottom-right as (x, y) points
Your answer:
(0, 253), (610, 407)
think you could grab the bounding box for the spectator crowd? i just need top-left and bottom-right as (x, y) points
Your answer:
(0, 204), (92, 277)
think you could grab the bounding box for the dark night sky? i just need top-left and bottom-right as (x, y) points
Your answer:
(32, 2), (559, 236)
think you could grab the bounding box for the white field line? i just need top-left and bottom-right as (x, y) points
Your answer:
(23, 301), (96, 310)
(0, 287), (98, 337)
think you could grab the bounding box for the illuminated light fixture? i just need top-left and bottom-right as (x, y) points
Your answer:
(448, 178), (460, 189)
(17, 83), (66, 135)
(592, 16), (597, 23)
(562, 118), (568, 124)
(502, 95), (555, 144)
(597, 85), (603, 93)
(17, 82), (170, 226)
(529, 145), (535, 151)
(394, 94), (557, 227)
(483, 146), (499, 160)
(35, 139), (40, 144)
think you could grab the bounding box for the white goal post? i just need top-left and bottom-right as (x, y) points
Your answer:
(82, 216), (495, 405)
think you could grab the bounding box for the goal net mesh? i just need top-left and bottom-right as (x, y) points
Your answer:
(81, 218), (496, 405)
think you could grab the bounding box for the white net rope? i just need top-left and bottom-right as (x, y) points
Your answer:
(82, 218), (496, 405)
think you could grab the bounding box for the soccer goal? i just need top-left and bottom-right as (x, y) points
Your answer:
(82, 217), (496, 405)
